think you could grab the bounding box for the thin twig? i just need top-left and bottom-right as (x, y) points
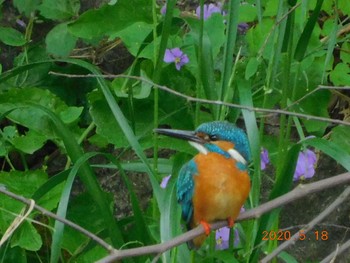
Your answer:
(0, 188), (116, 253)
(96, 172), (350, 263)
(48, 71), (350, 127)
(260, 186), (350, 263)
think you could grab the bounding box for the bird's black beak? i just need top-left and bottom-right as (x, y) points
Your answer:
(154, 128), (205, 144)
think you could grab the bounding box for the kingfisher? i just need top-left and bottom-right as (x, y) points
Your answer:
(155, 121), (251, 248)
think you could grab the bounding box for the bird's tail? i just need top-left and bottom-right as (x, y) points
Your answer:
(187, 234), (207, 249)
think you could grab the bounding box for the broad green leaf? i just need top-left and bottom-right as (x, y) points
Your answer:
(12, 129), (47, 154)
(46, 23), (77, 57)
(298, 89), (330, 135)
(11, 221), (42, 251)
(68, 0), (152, 39)
(278, 251), (298, 263)
(0, 87), (82, 138)
(246, 19), (274, 58)
(38, 0), (80, 20)
(340, 42), (350, 64)
(109, 22), (153, 57)
(88, 90), (127, 147)
(238, 3), (257, 22)
(338, 0), (350, 16)
(306, 138), (350, 171)
(263, 0), (279, 17)
(0, 27), (26, 46)
(0, 170), (47, 197)
(329, 126), (350, 155)
(59, 106), (83, 124)
(245, 57), (259, 80)
(74, 245), (108, 262)
(13, 0), (41, 16)
(330, 63), (350, 86)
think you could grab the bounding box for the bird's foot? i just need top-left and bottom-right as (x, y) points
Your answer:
(199, 220), (211, 236)
(227, 217), (235, 228)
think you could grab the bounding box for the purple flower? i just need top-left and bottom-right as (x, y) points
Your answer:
(215, 227), (241, 250)
(238, 23), (249, 34)
(293, 149), (317, 181)
(215, 226), (230, 250)
(160, 175), (171, 188)
(261, 148), (270, 170)
(195, 3), (222, 20)
(160, 4), (166, 15)
(164, 48), (189, 70)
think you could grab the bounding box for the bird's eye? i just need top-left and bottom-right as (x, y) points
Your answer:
(209, 134), (219, 141)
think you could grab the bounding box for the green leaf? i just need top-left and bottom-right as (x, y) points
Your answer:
(88, 90), (126, 147)
(11, 221), (42, 251)
(46, 23), (77, 57)
(278, 251), (298, 263)
(245, 57), (259, 80)
(0, 170), (48, 197)
(12, 130), (47, 154)
(294, 0), (324, 61)
(38, 0), (80, 20)
(0, 27), (26, 46)
(13, 0), (41, 16)
(330, 126), (350, 155)
(338, 0), (350, 16)
(330, 63), (350, 86)
(340, 42), (350, 64)
(59, 106), (83, 124)
(238, 3), (257, 23)
(298, 89), (330, 135)
(109, 22), (153, 57)
(0, 87), (82, 139)
(68, 0), (152, 39)
(306, 138), (350, 171)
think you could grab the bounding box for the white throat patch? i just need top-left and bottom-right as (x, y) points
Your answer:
(228, 148), (247, 165)
(188, 141), (208, 155)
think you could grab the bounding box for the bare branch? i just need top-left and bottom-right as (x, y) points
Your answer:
(48, 71), (350, 127)
(96, 172), (350, 263)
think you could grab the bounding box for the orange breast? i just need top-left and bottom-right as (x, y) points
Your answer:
(191, 152), (250, 226)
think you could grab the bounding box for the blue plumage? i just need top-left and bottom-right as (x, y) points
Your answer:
(176, 159), (197, 223)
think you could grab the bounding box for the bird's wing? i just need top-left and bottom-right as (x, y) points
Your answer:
(176, 159), (197, 224)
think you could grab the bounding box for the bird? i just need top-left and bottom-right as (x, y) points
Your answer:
(155, 121), (251, 248)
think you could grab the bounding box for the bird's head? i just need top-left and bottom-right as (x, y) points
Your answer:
(155, 121), (251, 166)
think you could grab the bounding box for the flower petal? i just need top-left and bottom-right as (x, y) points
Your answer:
(160, 175), (171, 188)
(164, 49), (175, 63)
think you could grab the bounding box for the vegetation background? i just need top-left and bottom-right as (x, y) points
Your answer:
(0, 0), (349, 262)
